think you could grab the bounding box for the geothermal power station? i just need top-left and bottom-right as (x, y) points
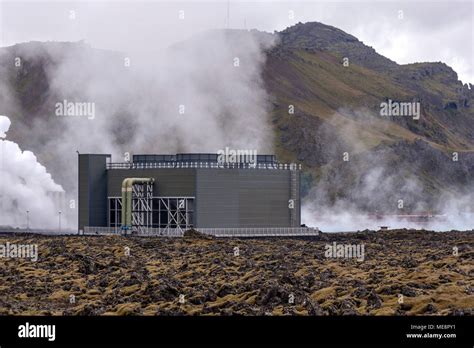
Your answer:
(78, 153), (317, 236)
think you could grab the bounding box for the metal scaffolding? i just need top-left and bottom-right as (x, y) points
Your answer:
(131, 182), (154, 234)
(290, 170), (299, 227)
(108, 196), (194, 232)
(157, 197), (193, 232)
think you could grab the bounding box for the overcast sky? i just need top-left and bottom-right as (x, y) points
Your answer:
(0, 0), (473, 83)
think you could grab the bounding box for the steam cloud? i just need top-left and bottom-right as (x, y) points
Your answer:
(1, 30), (276, 228)
(301, 108), (474, 232)
(0, 115), (65, 229)
(0, 27), (471, 232)
(302, 197), (474, 232)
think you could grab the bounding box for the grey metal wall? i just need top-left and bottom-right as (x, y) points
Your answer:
(80, 161), (300, 229)
(195, 169), (299, 228)
(78, 154), (110, 231)
(106, 169), (196, 197)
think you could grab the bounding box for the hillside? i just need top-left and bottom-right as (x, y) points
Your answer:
(264, 22), (474, 212)
(0, 22), (473, 214)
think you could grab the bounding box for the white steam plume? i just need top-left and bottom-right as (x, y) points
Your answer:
(302, 199), (474, 232)
(302, 108), (474, 232)
(0, 115), (65, 229)
(2, 30), (276, 229)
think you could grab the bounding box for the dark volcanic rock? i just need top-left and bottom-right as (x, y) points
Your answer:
(367, 291), (382, 309)
(0, 231), (472, 316)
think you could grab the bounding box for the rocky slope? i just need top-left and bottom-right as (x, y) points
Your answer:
(0, 22), (473, 213)
(264, 22), (474, 212)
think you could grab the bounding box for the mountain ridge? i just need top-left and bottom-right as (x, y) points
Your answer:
(0, 21), (472, 213)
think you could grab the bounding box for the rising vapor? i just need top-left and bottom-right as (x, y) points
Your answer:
(0, 115), (64, 228)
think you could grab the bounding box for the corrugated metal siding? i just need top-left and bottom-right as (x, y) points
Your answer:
(78, 155), (89, 230)
(195, 169), (294, 228)
(78, 155), (109, 230)
(82, 164), (299, 229)
(107, 169), (196, 197)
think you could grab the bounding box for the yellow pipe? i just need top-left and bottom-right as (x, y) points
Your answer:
(121, 178), (154, 230)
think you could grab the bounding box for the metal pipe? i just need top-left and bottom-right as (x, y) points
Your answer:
(120, 178), (130, 229)
(121, 177), (155, 230)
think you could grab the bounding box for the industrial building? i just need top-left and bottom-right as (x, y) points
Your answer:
(78, 153), (303, 235)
